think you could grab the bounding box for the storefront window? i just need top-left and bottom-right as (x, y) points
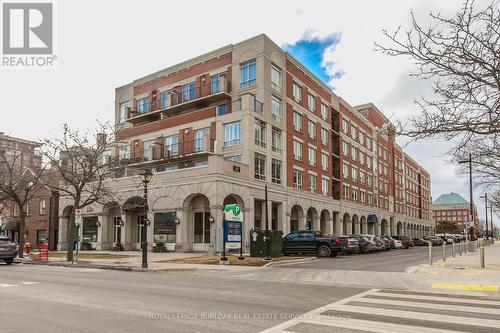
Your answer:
(154, 212), (177, 243)
(82, 217), (98, 243)
(194, 212), (210, 243)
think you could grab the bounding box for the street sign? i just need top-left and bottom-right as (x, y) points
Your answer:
(469, 220), (475, 227)
(223, 204), (243, 251)
(75, 208), (82, 225)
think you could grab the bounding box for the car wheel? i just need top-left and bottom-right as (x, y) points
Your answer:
(4, 259), (13, 265)
(317, 245), (331, 258)
(330, 250), (338, 258)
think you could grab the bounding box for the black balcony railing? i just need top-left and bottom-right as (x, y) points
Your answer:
(113, 138), (215, 167)
(128, 78), (230, 119)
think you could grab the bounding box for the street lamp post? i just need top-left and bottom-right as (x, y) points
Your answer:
(480, 194), (489, 240)
(458, 154), (474, 241)
(264, 184), (272, 261)
(138, 168), (153, 270)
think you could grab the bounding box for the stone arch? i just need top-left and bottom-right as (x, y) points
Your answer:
(182, 194), (211, 250)
(320, 210), (330, 234)
(381, 219), (389, 236)
(290, 205), (304, 232)
(342, 213), (351, 235)
(367, 214), (377, 235)
(360, 216), (367, 234)
(352, 214), (360, 234)
(122, 196), (146, 213)
(397, 222), (403, 236)
(306, 207), (319, 231)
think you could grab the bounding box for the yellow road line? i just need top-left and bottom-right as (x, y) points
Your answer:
(431, 283), (499, 292)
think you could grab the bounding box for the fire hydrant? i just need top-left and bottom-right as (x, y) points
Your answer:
(24, 241), (31, 255)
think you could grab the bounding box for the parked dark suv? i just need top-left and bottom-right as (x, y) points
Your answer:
(0, 237), (17, 265)
(282, 231), (347, 257)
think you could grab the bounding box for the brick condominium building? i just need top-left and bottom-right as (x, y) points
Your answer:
(0, 132), (59, 250)
(431, 192), (478, 234)
(58, 34), (433, 252)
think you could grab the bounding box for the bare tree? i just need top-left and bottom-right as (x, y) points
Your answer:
(0, 150), (45, 257)
(42, 123), (117, 262)
(375, 0), (500, 175)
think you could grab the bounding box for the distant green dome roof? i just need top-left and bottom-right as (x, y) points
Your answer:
(433, 193), (469, 205)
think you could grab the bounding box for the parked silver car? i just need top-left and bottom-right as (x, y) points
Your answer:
(0, 237), (17, 265)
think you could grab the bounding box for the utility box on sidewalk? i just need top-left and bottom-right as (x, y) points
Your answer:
(249, 230), (283, 257)
(469, 240), (478, 252)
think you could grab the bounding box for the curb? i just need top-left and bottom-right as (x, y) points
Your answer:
(22, 260), (147, 272)
(263, 257), (317, 267)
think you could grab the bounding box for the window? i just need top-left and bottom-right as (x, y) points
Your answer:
(360, 191), (366, 204)
(351, 146), (357, 161)
(342, 119), (348, 133)
(360, 170), (365, 184)
(308, 147), (316, 166)
(160, 90), (171, 109)
(293, 112), (302, 132)
(293, 83), (302, 103)
(216, 103), (227, 116)
(321, 153), (328, 171)
(254, 120), (266, 148)
(293, 169), (302, 189)
(211, 73), (225, 93)
(307, 94), (316, 111)
(366, 156), (372, 169)
(119, 101), (129, 123)
(194, 128), (210, 152)
(26, 202), (31, 216)
(342, 141), (349, 156)
(352, 188), (358, 201)
(271, 159), (282, 184)
(119, 146), (130, 159)
(368, 193), (373, 205)
(271, 65), (281, 91)
(271, 128), (282, 153)
(254, 153), (266, 180)
(224, 122), (241, 146)
(343, 163), (349, 179)
(321, 128), (328, 145)
(359, 152), (365, 165)
(165, 135), (179, 156)
(154, 212), (177, 243)
(351, 125), (357, 140)
(293, 141), (302, 161)
(321, 103), (328, 120)
(39, 200), (46, 215)
(143, 141), (152, 161)
(308, 174), (317, 192)
(383, 149), (388, 161)
(359, 132), (365, 146)
(321, 178), (329, 195)
(136, 97), (149, 113)
(352, 167), (358, 182)
(36, 230), (47, 243)
(308, 120), (316, 139)
(343, 185), (350, 199)
(240, 59), (256, 88)
(271, 96), (282, 122)
(182, 82), (196, 102)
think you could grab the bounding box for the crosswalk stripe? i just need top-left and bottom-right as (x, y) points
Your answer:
(350, 296), (500, 315)
(330, 304), (500, 328)
(301, 317), (460, 333)
(373, 291), (500, 305)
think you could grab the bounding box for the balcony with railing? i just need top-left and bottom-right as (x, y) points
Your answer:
(126, 76), (231, 124)
(231, 93), (263, 115)
(111, 138), (216, 169)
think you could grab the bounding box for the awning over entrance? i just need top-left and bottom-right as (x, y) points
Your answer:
(367, 214), (378, 224)
(122, 196), (146, 213)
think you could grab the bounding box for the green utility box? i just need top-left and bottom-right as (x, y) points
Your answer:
(249, 230), (283, 257)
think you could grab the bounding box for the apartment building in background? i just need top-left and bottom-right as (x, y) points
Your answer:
(431, 192), (478, 234)
(0, 132), (59, 250)
(57, 34), (433, 252)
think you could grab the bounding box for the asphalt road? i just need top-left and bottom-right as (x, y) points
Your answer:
(0, 264), (364, 333)
(283, 245), (445, 272)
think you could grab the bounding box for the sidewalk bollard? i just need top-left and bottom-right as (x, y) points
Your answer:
(428, 242), (433, 266)
(452, 242), (455, 257)
(459, 242), (462, 256)
(465, 241), (468, 254)
(442, 243), (446, 262)
(480, 240), (485, 269)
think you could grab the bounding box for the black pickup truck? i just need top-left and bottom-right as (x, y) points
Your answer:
(282, 230), (347, 257)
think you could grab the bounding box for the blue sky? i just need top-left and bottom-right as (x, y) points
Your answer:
(283, 32), (345, 90)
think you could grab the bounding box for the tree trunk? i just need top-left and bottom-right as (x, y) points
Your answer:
(66, 210), (75, 262)
(18, 211), (26, 258)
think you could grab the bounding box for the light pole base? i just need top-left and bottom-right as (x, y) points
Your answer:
(238, 256), (245, 260)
